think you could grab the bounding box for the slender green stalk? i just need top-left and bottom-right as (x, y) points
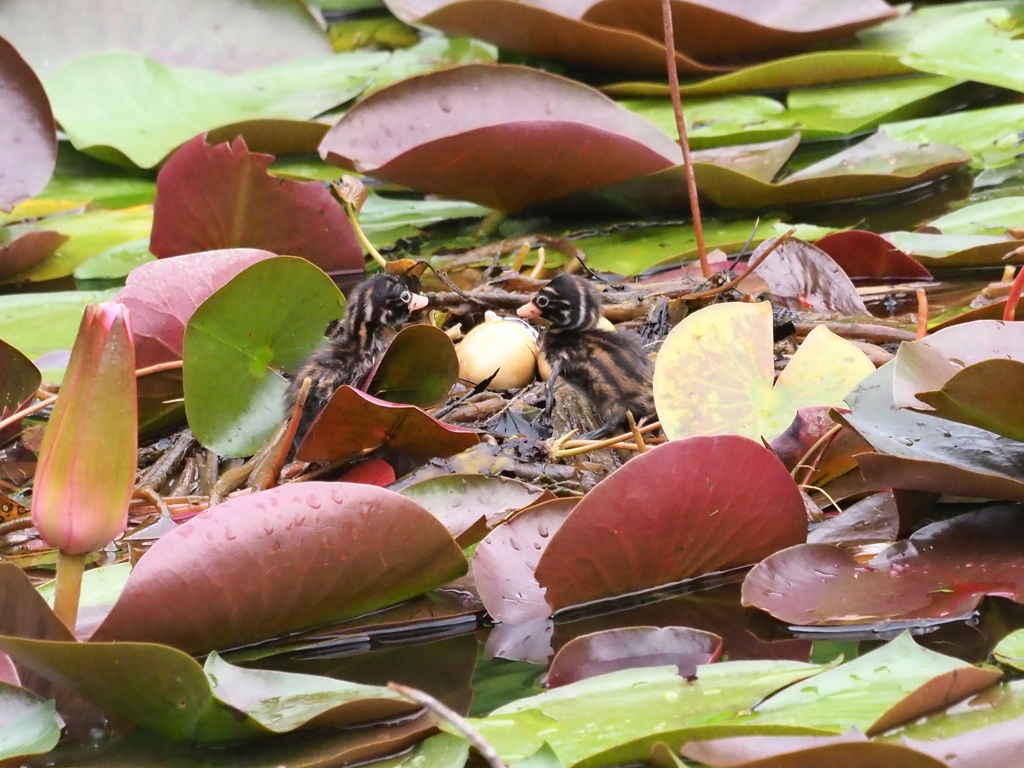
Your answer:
(53, 550), (87, 632)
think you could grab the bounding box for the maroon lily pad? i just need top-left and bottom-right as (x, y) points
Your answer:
(151, 135), (363, 275)
(91, 482), (468, 654)
(752, 237), (869, 316)
(814, 230), (933, 281)
(0, 36), (56, 212)
(319, 64), (682, 213)
(807, 491), (900, 546)
(296, 385), (479, 466)
(545, 626), (723, 688)
(892, 321), (1024, 410)
(399, 474), (550, 546)
(366, 325), (459, 409)
(742, 503), (1024, 626)
(0, 338), (40, 437)
(115, 247), (275, 368)
(533, 436), (807, 615)
(768, 406), (840, 472)
(0, 228), (68, 281)
(336, 459), (396, 487)
(472, 498), (577, 624)
(838, 364), (1024, 503)
(915, 359), (1024, 443)
(0, 0), (331, 76)
(681, 730), (949, 768)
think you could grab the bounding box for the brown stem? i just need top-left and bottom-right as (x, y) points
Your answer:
(661, 0), (707, 277)
(250, 377), (310, 491)
(1004, 256), (1024, 321)
(387, 683), (506, 768)
(626, 411), (649, 453)
(915, 288), (929, 339)
(790, 423), (844, 486)
(53, 550), (87, 632)
(135, 360), (184, 377)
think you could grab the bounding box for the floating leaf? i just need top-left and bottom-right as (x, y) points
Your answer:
(839, 364), (1024, 503)
(399, 474), (549, 545)
(319, 63), (682, 212)
(884, 103), (1024, 169)
(654, 302), (874, 442)
(546, 627), (723, 688)
(1, 205), (152, 284)
(885, 231), (1024, 268)
(0, 338), (39, 438)
(151, 135), (364, 274)
(994, 630), (1024, 674)
(92, 482), (467, 654)
(0, 36), (56, 212)
(0, 636), (416, 744)
(916, 360), (1024, 443)
(471, 661), (826, 767)
(752, 237), (869, 316)
(0, 684), (60, 762)
(533, 437), (806, 615)
(927, 198), (1024, 237)
(473, 498), (577, 624)
(744, 504), (1024, 626)
(367, 325), (459, 408)
(184, 256), (344, 458)
(813, 230), (931, 281)
(0, 0), (332, 76)
(297, 385), (479, 465)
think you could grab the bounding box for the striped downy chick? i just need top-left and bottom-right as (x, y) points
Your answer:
(288, 273), (429, 441)
(517, 274), (654, 438)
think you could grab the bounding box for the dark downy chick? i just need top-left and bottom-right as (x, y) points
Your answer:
(288, 273), (429, 440)
(517, 274), (655, 438)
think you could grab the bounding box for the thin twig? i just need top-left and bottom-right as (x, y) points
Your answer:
(387, 683), (506, 768)
(0, 394), (57, 432)
(790, 423), (844, 486)
(132, 486), (173, 518)
(554, 421), (662, 458)
(135, 360), (184, 377)
(626, 411), (649, 453)
(662, 0), (707, 277)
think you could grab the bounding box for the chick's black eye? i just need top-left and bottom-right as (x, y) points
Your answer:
(399, 290), (412, 304)
(535, 295), (550, 308)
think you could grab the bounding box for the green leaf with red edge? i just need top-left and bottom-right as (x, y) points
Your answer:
(0, 635), (417, 744)
(319, 63), (682, 213)
(91, 482), (467, 654)
(546, 627), (723, 688)
(814, 230), (932, 281)
(183, 256), (344, 458)
(367, 324), (459, 408)
(531, 436), (806, 615)
(916, 359), (1024, 443)
(743, 504), (1024, 626)
(151, 135), (364, 274)
(0, 0), (331, 77)
(297, 385), (479, 465)
(653, 302), (874, 442)
(0, 36), (56, 212)
(839, 362), (1024, 503)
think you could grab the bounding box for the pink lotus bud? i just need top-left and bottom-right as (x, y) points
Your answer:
(32, 302), (137, 555)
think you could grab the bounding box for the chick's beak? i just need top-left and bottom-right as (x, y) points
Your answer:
(407, 292), (430, 312)
(517, 302), (542, 319)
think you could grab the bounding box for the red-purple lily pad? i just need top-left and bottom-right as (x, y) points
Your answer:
(0, 339), (40, 438)
(472, 498), (577, 624)
(807, 491), (899, 546)
(91, 482), (468, 654)
(0, 36), (56, 212)
(0, 228), (68, 282)
(151, 135), (363, 275)
(814, 230), (933, 281)
(0, 0), (331, 76)
(366, 325), (459, 409)
(533, 436), (806, 615)
(743, 503), (1024, 626)
(296, 385), (479, 466)
(545, 626), (723, 688)
(752, 237), (869, 316)
(319, 64), (682, 213)
(768, 406), (840, 472)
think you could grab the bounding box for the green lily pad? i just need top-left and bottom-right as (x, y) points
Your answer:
(470, 661), (827, 767)
(0, 636), (415, 744)
(886, 231), (1024, 267)
(0, 288), (118, 382)
(73, 238), (154, 281)
(0, 684), (60, 762)
(885, 681), (1024, 742)
(183, 256), (344, 457)
(901, 3), (1024, 94)
(366, 324), (459, 408)
(885, 103), (1024, 169)
(36, 562), (131, 611)
(46, 51), (383, 168)
(1, 205), (154, 284)
(995, 631), (1024, 674)
(926, 198), (1024, 237)
(35, 143), (157, 209)
(748, 633), (1000, 733)
(653, 302), (874, 442)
